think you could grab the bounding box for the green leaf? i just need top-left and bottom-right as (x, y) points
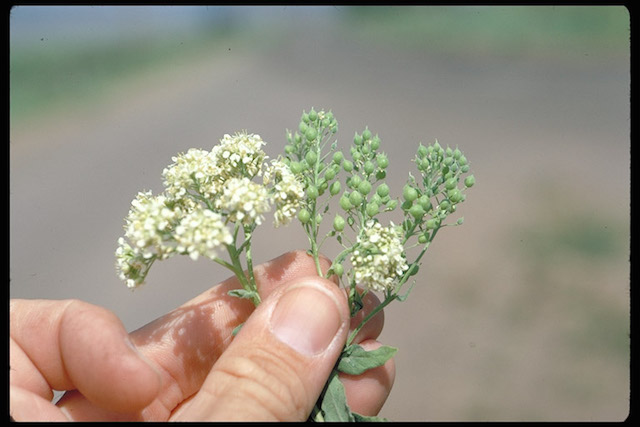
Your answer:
(320, 371), (354, 422)
(338, 344), (398, 376)
(352, 412), (389, 422)
(231, 322), (244, 336)
(228, 289), (257, 300)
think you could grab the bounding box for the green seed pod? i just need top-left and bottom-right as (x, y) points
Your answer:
(305, 151), (317, 165)
(308, 108), (317, 121)
(376, 183), (390, 198)
(453, 148), (462, 160)
(417, 195), (432, 211)
(331, 263), (344, 276)
(409, 204), (425, 220)
(449, 188), (463, 204)
(324, 168), (336, 181)
(298, 208), (311, 224)
(289, 161), (303, 174)
(316, 213), (323, 224)
(375, 170), (386, 180)
(332, 151), (344, 164)
(362, 127), (372, 141)
(376, 153), (389, 169)
(456, 217), (465, 225)
(301, 113), (310, 124)
(349, 175), (361, 189)
(339, 195), (352, 210)
(361, 143), (371, 155)
(305, 127), (318, 142)
(354, 133), (363, 146)
(446, 147), (453, 157)
(371, 135), (381, 151)
(407, 263), (420, 276)
(343, 160), (354, 172)
(464, 175), (475, 188)
(349, 190), (363, 206)
(445, 178), (457, 191)
(370, 193), (382, 206)
(357, 180), (372, 195)
(333, 214), (346, 232)
(426, 218), (439, 230)
(418, 233), (428, 244)
(330, 181), (341, 196)
(322, 118), (330, 128)
(439, 200), (450, 211)
(417, 144), (428, 158)
(284, 144), (295, 154)
(352, 151), (363, 163)
(306, 185), (319, 200)
(458, 155), (468, 166)
(386, 199), (398, 211)
(403, 185), (418, 202)
(460, 165), (470, 173)
(294, 132), (302, 144)
(366, 202), (379, 217)
(299, 121), (307, 133)
(364, 160), (375, 174)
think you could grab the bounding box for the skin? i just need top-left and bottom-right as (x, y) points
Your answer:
(10, 250), (395, 421)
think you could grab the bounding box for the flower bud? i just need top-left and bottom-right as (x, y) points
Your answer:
(333, 214), (346, 232)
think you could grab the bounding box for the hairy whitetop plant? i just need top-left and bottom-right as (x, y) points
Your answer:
(115, 108), (474, 421)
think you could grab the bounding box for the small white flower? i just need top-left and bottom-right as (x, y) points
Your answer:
(175, 208), (232, 261)
(211, 131), (267, 180)
(218, 177), (271, 226)
(351, 220), (409, 293)
(264, 159), (305, 227)
(162, 148), (220, 199)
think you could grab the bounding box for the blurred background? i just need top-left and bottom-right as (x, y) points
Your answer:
(10, 6), (629, 421)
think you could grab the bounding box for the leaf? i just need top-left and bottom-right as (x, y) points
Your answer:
(352, 412), (389, 422)
(231, 322), (244, 336)
(227, 288), (257, 300)
(338, 344), (398, 376)
(320, 371), (354, 422)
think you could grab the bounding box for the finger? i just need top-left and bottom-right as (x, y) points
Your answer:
(57, 250), (331, 421)
(10, 386), (69, 422)
(340, 339), (396, 417)
(349, 289), (385, 343)
(10, 299), (161, 414)
(172, 275), (350, 421)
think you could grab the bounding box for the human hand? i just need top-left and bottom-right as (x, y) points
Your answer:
(10, 250), (395, 421)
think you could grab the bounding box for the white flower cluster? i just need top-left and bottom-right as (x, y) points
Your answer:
(116, 132), (304, 288)
(264, 159), (305, 227)
(351, 220), (409, 293)
(217, 177), (271, 226)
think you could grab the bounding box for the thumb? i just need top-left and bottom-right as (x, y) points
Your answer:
(172, 276), (350, 421)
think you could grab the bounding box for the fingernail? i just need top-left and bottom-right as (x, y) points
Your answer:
(270, 282), (344, 356)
